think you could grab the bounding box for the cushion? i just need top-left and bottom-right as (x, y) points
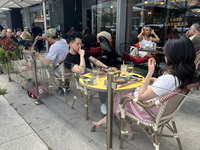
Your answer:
(134, 42), (140, 49)
(128, 54), (148, 65)
(87, 47), (101, 56)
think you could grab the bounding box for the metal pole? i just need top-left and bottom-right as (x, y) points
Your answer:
(7, 62), (11, 82)
(32, 52), (43, 105)
(107, 72), (115, 150)
(42, 0), (49, 52)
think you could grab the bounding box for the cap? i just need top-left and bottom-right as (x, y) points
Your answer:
(42, 28), (57, 37)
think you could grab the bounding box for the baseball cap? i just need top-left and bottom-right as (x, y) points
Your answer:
(42, 28), (57, 37)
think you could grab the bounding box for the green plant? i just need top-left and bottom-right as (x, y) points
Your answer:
(0, 87), (7, 95)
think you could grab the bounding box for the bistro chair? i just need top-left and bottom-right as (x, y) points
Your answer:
(120, 43), (149, 65)
(195, 50), (200, 81)
(45, 59), (73, 103)
(71, 72), (99, 120)
(119, 82), (199, 150)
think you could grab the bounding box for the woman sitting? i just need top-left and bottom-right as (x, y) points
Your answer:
(137, 26), (160, 58)
(92, 36), (197, 139)
(18, 31), (32, 46)
(82, 27), (97, 50)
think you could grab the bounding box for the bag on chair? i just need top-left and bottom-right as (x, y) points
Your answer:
(130, 46), (139, 58)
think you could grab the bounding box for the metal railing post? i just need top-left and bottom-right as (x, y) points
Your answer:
(107, 72), (115, 150)
(32, 52), (43, 105)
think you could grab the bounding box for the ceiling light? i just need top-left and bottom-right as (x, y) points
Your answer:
(144, 1), (148, 4)
(0, 7), (11, 10)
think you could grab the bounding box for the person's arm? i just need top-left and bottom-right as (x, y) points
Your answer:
(89, 56), (107, 69)
(35, 36), (47, 41)
(31, 48), (52, 65)
(151, 29), (160, 42)
(138, 58), (158, 101)
(71, 49), (86, 74)
(137, 29), (144, 41)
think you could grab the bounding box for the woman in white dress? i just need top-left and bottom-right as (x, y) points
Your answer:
(137, 26), (160, 58)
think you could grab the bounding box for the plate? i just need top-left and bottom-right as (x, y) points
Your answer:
(115, 76), (128, 84)
(89, 71), (107, 76)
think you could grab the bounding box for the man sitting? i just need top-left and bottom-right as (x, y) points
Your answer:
(32, 28), (69, 92)
(64, 32), (108, 114)
(187, 23), (200, 52)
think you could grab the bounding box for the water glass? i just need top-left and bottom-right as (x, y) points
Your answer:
(127, 64), (134, 75)
(92, 69), (99, 83)
(120, 65), (127, 76)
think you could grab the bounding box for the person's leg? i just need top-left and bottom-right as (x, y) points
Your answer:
(92, 116), (106, 127)
(98, 92), (107, 114)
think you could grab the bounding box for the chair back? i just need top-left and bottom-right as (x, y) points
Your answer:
(155, 83), (198, 123)
(194, 50), (200, 66)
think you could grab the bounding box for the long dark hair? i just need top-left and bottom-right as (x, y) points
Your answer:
(84, 27), (92, 35)
(159, 36), (197, 89)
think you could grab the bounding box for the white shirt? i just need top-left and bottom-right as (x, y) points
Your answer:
(46, 38), (69, 77)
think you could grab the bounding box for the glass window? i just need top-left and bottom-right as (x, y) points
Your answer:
(126, 0), (200, 47)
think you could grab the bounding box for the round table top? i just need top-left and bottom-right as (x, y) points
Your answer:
(79, 72), (144, 92)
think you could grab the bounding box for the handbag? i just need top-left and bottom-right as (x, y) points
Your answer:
(130, 46), (139, 58)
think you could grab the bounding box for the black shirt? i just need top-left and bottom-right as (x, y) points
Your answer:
(64, 51), (92, 71)
(32, 26), (43, 39)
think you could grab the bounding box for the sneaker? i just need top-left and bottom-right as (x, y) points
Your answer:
(56, 87), (63, 94)
(100, 104), (107, 115)
(66, 87), (70, 92)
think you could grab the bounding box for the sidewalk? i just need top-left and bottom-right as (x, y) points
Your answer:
(0, 74), (200, 150)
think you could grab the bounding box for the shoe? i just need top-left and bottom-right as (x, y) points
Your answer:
(100, 104), (107, 115)
(56, 87), (63, 94)
(66, 87), (70, 92)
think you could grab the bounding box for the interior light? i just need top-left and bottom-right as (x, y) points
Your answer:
(188, 0), (197, 6)
(110, 6), (113, 8)
(144, 1), (148, 4)
(0, 7), (11, 10)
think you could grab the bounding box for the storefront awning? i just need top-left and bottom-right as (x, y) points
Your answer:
(135, 0), (200, 10)
(0, 0), (42, 9)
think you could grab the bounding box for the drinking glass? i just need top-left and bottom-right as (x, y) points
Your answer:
(127, 64), (134, 75)
(120, 65), (127, 76)
(92, 68), (99, 84)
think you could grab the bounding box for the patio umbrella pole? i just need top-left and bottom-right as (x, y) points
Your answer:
(32, 52), (43, 105)
(106, 73), (116, 149)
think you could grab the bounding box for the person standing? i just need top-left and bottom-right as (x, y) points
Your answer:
(187, 23), (200, 52)
(31, 22), (43, 53)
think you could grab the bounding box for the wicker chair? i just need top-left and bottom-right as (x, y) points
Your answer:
(71, 73), (98, 120)
(45, 60), (73, 103)
(195, 50), (200, 79)
(119, 83), (199, 150)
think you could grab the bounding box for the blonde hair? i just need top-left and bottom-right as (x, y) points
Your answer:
(1, 29), (7, 37)
(20, 31), (31, 40)
(143, 26), (152, 37)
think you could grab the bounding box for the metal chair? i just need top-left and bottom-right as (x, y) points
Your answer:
(119, 83), (199, 150)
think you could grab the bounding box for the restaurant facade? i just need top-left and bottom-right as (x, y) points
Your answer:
(85, 0), (200, 53)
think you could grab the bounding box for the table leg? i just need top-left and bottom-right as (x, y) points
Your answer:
(84, 87), (89, 120)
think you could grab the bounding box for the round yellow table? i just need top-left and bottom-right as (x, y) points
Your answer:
(79, 72), (144, 92)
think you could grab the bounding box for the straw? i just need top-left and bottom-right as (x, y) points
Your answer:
(123, 61), (124, 66)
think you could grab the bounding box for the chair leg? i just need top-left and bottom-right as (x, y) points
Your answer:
(120, 119), (125, 149)
(71, 89), (78, 109)
(63, 88), (67, 103)
(84, 92), (89, 120)
(154, 131), (159, 150)
(172, 120), (183, 150)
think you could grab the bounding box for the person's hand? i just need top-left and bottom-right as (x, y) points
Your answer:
(141, 28), (144, 34)
(151, 29), (155, 35)
(186, 31), (189, 37)
(35, 36), (42, 40)
(148, 58), (156, 75)
(78, 48), (85, 57)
